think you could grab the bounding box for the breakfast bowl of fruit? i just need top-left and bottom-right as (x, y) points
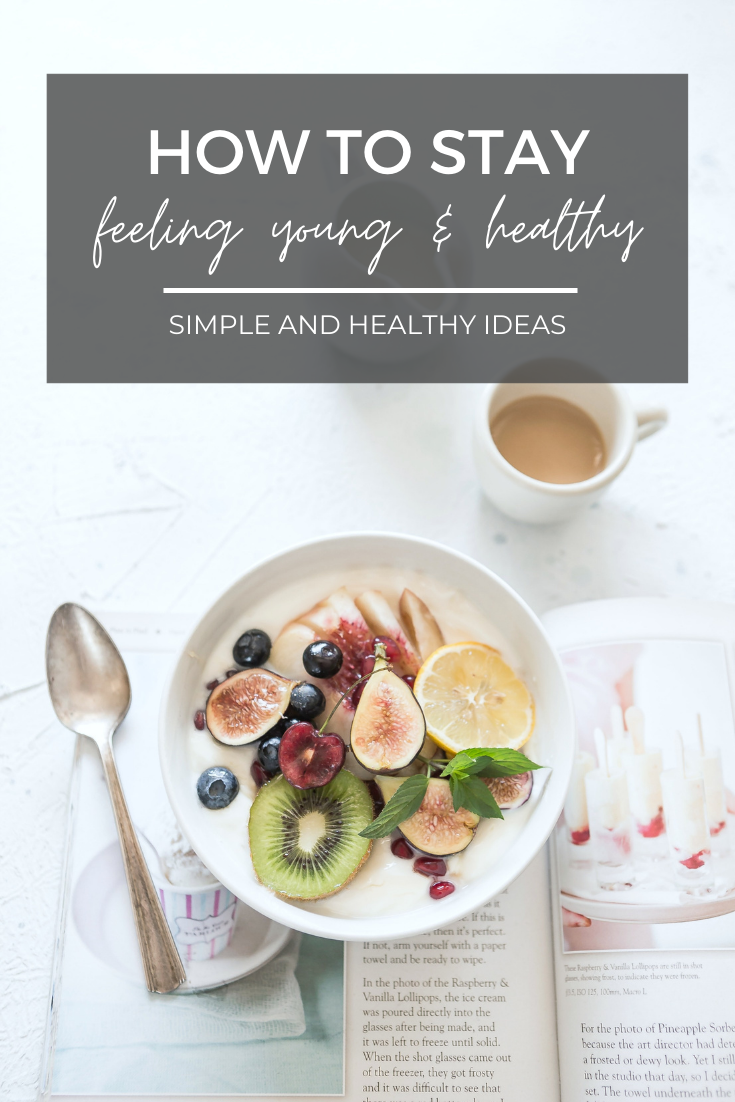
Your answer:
(159, 533), (574, 941)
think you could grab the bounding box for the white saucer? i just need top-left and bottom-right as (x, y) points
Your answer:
(72, 841), (291, 993)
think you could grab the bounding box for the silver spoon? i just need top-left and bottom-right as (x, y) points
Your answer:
(46, 603), (186, 994)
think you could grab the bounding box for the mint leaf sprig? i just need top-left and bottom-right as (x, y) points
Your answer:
(359, 748), (541, 839)
(440, 747), (541, 817)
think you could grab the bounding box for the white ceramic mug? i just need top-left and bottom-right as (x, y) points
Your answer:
(472, 382), (667, 524)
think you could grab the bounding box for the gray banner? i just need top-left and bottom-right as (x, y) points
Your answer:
(47, 75), (687, 383)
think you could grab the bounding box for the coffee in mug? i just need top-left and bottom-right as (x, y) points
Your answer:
(472, 380), (668, 524)
(490, 395), (606, 485)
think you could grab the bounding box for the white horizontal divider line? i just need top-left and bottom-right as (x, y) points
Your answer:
(163, 287), (578, 295)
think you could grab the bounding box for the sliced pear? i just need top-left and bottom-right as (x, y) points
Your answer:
(300, 587), (372, 642)
(355, 590), (420, 674)
(420, 733), (440, 760)
(399, 589), (445, 662)
(351, 653), (425, 773)
(375, 776), (405, 804)
(270, 621), (318, 680)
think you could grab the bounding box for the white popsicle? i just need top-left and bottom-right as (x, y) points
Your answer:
(622, 706), (665, 838)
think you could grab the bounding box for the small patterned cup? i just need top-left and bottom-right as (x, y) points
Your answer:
(158, 881), (238, 962)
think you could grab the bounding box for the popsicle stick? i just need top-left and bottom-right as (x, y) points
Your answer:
(676, 731), (686, 776)
(696, 714), (705, 757)
(625, 706), (645, 755)
(611, 705), (625, 742)
(594, 727), (608, 775)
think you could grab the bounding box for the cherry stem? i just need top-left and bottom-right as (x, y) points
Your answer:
(317, 641), (391, 735)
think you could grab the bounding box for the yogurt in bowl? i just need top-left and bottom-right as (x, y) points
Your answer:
(159, 533), (574, 942)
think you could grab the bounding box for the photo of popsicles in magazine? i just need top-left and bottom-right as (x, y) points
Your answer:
(559, 643), (735, 943)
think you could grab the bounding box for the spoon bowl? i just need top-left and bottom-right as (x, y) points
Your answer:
(46, 603), (131, 742)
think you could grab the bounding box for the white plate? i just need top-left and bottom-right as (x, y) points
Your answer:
(557, 822), (735, 924)
(73, 841), (291, 992)
(159, 532), (575, 943)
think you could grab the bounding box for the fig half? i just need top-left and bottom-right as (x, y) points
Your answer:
(484, 771), (533, 810)
(376, 776), (480, 856)
(350, 652), (426, 773)
(206, 668), (293, 746)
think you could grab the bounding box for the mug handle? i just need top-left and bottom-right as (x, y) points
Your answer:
(635, 407), (668, 441)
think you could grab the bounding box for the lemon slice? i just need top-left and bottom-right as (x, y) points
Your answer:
(413, 642), (534, 754)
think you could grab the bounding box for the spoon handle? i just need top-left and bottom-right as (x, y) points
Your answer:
(98, 741), (186, 993)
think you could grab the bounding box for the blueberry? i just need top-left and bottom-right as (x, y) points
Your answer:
(266, 715), (300, 738)
(303, 640), (343, 679)
(197, 767), (240, 809)
(256, 716), (299, 773)
(258, 733), (283, 774)
(288, 681), (327, 720)
(232, 628), (271, 668)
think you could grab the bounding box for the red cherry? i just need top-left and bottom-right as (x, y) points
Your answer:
(193, 710), (206, 730)
(278, 722), (346, 789)
(352, 681), (366, 707)
(360, 654), (376, 677)
(251, 760), (270, 788)
(373, 635), (401, 663)
(391, 838), (414, 860)
(429, 880), (455, 900)
(414, 857), (447, 877)
(402, 675), (416, 691)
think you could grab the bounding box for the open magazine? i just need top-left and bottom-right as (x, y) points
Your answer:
(42, 600), (735, 1101)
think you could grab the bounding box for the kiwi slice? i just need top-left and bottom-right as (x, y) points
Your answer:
(249, 770), (373, 900)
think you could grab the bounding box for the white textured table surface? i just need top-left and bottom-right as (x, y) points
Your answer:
(2, 2), (735, 1097)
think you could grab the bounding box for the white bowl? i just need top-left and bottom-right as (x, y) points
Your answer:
(159, 533), (574, 942)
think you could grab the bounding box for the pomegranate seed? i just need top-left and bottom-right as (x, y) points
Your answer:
(225, 668), (238, 679)
(193, 710), (206, 731)
(391, 838), (414, 860)
(250, 760), (270, 788)
(430, 880), (455, 900)
(414, 857), (447, 877)
(402, 675), (416, 691)
(206, 678), (220, 691)
(373, 635), (401, 663)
